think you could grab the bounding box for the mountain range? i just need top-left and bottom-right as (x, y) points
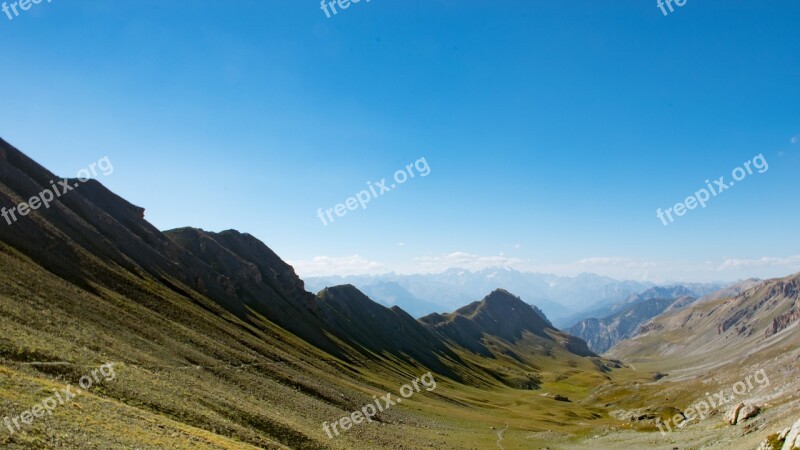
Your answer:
(1, 138), (798, 449)
(305, 270), (654, 321)
(566, 281), (767, 354)
(0, 139), (616, 448)
(306, 272), (729, 331)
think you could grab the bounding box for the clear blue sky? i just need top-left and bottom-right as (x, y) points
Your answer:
(2, 0), (798, 282)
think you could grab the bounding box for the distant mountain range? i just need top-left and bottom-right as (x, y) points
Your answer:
(306, 271), (729, 327)
(555, 283), (728, 328)
(306, 269), (655, 321)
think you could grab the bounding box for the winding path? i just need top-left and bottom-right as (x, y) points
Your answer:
(496, 423), (509, 450)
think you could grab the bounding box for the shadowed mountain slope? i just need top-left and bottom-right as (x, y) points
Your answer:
(0, 138), (633, 449)
(314, 285), (466, 378)
(345, 280), (443, 318)
(164, 228), (467, 379)
(422, 289), (595, 359)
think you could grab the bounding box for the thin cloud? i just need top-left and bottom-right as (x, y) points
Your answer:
(534, 257), (662, 281)
(413, 252), (527, 272)
(292, 253), (800, 283)
(717, 255), (800, 270)
(574, 257), (658, 269)
(291, 255), (387, 277)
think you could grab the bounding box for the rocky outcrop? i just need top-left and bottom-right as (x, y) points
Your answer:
(724, 402), (760, 425)
(738, 404), (761, 423)
(784, 418), (800, 450)
(758, 419), (800, 450)
(568, 297), (693, 353)
(725, 403), (745, 425)
(559, 334), (597, 357)
(709, 277), (799, 338)
(767, 298), (800, 337)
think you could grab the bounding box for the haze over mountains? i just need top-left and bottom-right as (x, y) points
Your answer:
(306, 271), (728, 327)
(307, 273), (733, 355)
(306, 270), (651, 320)
(2, 138), (799, 449)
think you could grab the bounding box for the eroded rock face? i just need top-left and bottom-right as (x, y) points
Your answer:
(768, 297), (800, 337)
(568, 297), (689, 353)
(783, 418), (800, 450)
(757, 419), (800, 450)
(758, 428), (790, 450)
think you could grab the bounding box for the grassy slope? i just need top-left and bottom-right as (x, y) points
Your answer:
(594, 275), (800, 449)
(0, 238), (655, 449)
(0, 139), (654, 449)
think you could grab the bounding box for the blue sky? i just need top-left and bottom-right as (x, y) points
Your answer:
(1, 0), (798, 282)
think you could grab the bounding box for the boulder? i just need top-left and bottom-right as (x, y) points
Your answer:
(738, 404), (761, 423)
(724, 402), (761, 425)
(725, 402), (745, 425)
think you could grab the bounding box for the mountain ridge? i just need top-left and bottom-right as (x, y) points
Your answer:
(0, 137), (602, 384)
(5, 138), (796, 449)
(305, 269), (655, 321)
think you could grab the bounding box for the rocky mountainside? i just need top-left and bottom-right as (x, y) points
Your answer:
(696, 278), (763, 303)
(597, 272), (800, 450)
(610, 273), (800, 364)
(422, 289), (594, 358)
(4, 138), (796, 449)
(0, 139), (620, 448)
(556, 284), (724, 329)
(344, 280), (443, 318)
(567, 296), (695, 353)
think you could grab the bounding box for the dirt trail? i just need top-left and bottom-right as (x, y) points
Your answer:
(496, 423), (508, 449)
